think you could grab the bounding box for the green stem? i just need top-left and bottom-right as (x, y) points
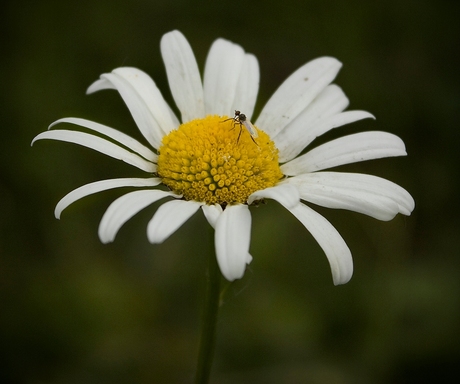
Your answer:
(195, 231), (221, 384)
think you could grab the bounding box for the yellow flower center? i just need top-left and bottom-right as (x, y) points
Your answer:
(157, 115), (283, 205)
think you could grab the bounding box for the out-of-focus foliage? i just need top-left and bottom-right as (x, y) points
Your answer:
(1, 0), (459, 382)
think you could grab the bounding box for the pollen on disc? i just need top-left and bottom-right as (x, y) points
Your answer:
(157, 115), (283, 205)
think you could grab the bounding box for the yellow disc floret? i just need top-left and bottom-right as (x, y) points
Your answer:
(157, 115), (283, 205)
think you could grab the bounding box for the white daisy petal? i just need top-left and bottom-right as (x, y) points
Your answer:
(248, 183), (299, 209)
(287, 172), (415, 220)
(274, 84), (349, 156)
(288, 203), (353, 285)
(87, 67), (176, 148)
(32, 130), (156, 173)
(203, 38), (245, 115)
(49, 117), (158, 162)
(113, 67), (179, 132)
(202, 204), (223, 229)
(278, 110), (375, 163)
(147, 199), (203, 244)
(281, 131), (407, 175)
(215, 204), (252, 281)
(87, 77), (115, 91)
(231, 54), (260, 119)
(112, 67), (179, 127)
(275, 84), (349, 135)
(55, 177), (162, 219)
(161, 30), (205, 122)
(98, 189), (177, 243)
(256, 57), (342, 137)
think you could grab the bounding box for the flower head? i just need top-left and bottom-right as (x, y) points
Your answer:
(32, 30), (414, 285)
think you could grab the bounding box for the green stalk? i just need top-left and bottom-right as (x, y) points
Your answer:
(194, 230), (221, 384)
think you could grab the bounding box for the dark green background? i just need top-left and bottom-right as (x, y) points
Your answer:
(2, 0), (459, 382)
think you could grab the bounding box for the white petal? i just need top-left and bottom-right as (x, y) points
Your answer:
(202, 204), (223, 229)
(87, 67), (177, 148)
(55, 177), (162, 219)
(231, 54), (260, 119)
(256, 57), (342, 137)
(287, 172), (415, 220)
(274, 84), (348, 135)
(98, 190), (177, 243)
(203, 38), (245, 115)
(278, 110), (375, 163)
(49, 117), (158, 162)
(147, 199), (203, 244)
(274, 84), (349, 153)
(288, 203), (353, 285)
(248, 183), (299, 209)
(112, 67), (179, 132)
(281, 131), (407, 175)
(87, 77), (114, 91)
(215, 204), (252, 281)
(161, 30), (205, 121)
(32, 130), (156, 173)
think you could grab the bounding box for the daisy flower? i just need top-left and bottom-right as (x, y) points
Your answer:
(32, 30), (414, 285)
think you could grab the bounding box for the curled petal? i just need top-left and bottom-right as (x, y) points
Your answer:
(161, 30), (205, 121)
(32, 130), (156, 173)
(98, 190), (177, 243)
(87, 67), (177, 148)
(87, 77), (114, 91)
(202, 204), (223, 229)
(55, 177), (162, 219)
(287, 203), (353, 285)
(49, 117), (158, 162)
(215, 204), (252, 281)
(248, 183), (299, 209)
(281, 131), (407, 175)
(287, 172), (415, 220)
(256, 57), (342, 137)
(147, 200), (203, 244)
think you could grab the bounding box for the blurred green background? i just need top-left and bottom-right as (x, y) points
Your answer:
(2, 0), (459, 383)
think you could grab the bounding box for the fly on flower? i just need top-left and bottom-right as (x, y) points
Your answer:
(223, 110), (258, 144)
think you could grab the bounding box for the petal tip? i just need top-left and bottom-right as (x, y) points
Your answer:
(332, 265), (353, 286)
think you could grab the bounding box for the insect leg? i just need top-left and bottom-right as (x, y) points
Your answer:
(237, 123), (243, 142)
